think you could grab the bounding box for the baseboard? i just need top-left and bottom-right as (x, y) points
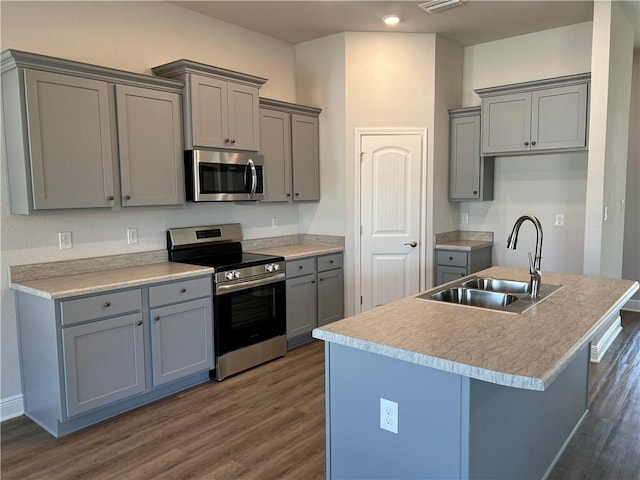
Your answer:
(590, 316), (622, 363)
(622, 298), (640, 312)
(1, 394), (24, 422)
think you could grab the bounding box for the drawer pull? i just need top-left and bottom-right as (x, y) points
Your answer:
(137, 320), (143, 326)
(312, 280), (316, 284)
(329, 260), (334, 264)
(180, 288), (187, 293)
(298, 265), (304, 270)
(449, 256), (454, 261)
(104, 301), (111, 308)
(319, 278), (324, 282)
(154, 316), (160, 321)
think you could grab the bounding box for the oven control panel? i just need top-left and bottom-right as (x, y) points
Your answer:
(216, 261), (286, 285)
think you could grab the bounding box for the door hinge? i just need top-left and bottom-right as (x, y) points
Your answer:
(360, 296), (363, 305)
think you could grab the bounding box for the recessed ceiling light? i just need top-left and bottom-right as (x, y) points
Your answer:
(383, 15), (402, 26)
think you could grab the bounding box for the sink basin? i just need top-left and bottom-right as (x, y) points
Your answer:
(419, 276), (563, 314)
(431, 288), (519, 309)
(459, 277), (529, 294)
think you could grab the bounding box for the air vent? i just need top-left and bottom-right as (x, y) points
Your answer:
(418, 0), (466, 14)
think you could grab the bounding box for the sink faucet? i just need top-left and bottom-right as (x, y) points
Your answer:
(507, 214), (543, 298)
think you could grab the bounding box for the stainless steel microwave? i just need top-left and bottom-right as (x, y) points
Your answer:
(185, 150), (264, 202)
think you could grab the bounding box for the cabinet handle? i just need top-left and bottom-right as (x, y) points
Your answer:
(531, 141), (537, 146)
(524, 141), (529, 146)
(319, 278), (324, 282)
(154, 316), (160, 322)
(107, 195), (114, 201)
(286, 193), (291, 197)
(224, 138), (230, 143)
(329, 260), (334, 264)
(295, 193), (300, 197)
(124, 195), (131, 200)
(312, 280), (316, 284)
(473, 190), (478, 195)
(231, 139), (236, 144)
(449, 256), (454, 261)
(298, 265), (304, 270)
(460, 273), (465, 277)
(104, 301), (111, 308)
(180, 288), (187, 293)
(137, 320), (143, 326)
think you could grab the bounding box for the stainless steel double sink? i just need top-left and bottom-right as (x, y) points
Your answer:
(419, 276), (562, 314)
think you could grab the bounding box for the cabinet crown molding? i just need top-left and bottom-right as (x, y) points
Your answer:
(152, 59), (267, 87)
(260, 97), (322, 116)
(474, 72), (591, 97)
(1, 49), (183, 92)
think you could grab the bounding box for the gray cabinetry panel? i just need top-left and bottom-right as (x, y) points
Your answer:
(62, 312), (146, 417)
(437, 267), (468, 286)
(449, 107), (494, 202)
(436, 250), (468, 268)
(482, 92), (531, 154)
(150, 298), (213, 387)
(60, 289), (142, 326)
(23, 69), (116, 210)
(286, 257), (316, 278)
(291, 114), (320, 201)
(227, 82), (260, 151)
(318, 268), (344, 327)
(190, 74), (227, 148)
(286, 274), (317, 339)
(115, 84), (183, 206)
(317, 253), (343, 272)
(435, 246), (492, 286)
(148, 277), (212, 308)
(260, 108), (292, 201)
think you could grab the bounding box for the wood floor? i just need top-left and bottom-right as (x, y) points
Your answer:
(2, 310), (639, 479)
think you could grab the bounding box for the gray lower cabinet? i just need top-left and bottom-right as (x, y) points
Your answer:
(286, 253), (344, 348)
(1, 50), (185, 214)
(259, 98), (322, 202)
(476, 73), (590, 156)
(435, 247), (492, 286)
(16, 275), (213, 437)
(449, 107), (494, 201)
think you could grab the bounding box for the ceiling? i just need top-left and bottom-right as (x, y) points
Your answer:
(172, 1), (639, 48)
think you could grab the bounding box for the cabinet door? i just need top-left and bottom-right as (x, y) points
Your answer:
(450, 114), (481, 200)
(23, 69), (115, 209)
(150, 298), (213, 387)
(189, 74), (228, 148)
(227, 83), (260, 151)
(115, 85), (184, 206)
(260, 108), (292, 201)
(62, 313), (145, 417)
(482, 92), (532, 155)
(286, 274), (317, 338)
(318, 269), (344, 327)
(436, 267), (468, 286)
(291, 114), (320, 201)
(531, 84), (588, 151)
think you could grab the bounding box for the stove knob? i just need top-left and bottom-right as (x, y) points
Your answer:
(233, 271), (241, 279)
(273, 263), (280, 271)
(265, 264), (274, 273)
(225, 272), (234, 281)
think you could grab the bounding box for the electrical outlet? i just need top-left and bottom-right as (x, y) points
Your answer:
(127, 228), (138, 245)
(59, 232), (72, 250)
(460, 213), (469, 225)
(271, 217), (279, 229)
(380, 398), (398, 434)
(554, 214), (565, 227)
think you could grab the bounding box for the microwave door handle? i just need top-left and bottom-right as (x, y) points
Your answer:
(247, 158), (257, 199)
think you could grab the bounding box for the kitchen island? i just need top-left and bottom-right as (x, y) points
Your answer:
(312, 266), (638, 480)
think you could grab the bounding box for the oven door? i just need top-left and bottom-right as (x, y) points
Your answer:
(214, 277), (285, 355)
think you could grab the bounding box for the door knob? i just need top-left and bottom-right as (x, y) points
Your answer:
(404, 241), (418, 248)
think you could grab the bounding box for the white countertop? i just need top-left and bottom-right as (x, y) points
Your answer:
(11, 262), (214, 300)
(249, 244), (344, 260)
(313, 266), (638, 391)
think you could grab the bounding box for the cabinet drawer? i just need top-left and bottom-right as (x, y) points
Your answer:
(61, 289), (142, 326)
(286, 258), (316, 279)
(317, 253), (343, 272)
(149, 277), (212, 308)
(436, 251), (468, 268)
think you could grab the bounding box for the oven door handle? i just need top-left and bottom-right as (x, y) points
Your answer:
(247, 158), (257, 199)
(216, 272), (285, 295)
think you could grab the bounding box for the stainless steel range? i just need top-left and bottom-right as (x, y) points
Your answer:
(167, 224), (286, 380)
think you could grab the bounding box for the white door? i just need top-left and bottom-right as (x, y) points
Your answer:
(360, 134), (423, 312)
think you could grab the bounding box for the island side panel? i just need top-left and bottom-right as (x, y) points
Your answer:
(468, 344), (589, 479)
(326, 343), (464, 479)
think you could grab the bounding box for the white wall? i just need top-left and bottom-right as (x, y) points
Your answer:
(0, 1), (298, 407)
(460, 23), (593, 274)
(623, 51), (640, 307)
(584, 0), (634, 278)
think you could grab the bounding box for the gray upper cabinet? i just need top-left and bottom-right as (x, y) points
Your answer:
(449, 107), (493, 202)
(115, 85), (183, 206)
(476, 73), (590, 156)
(1, 50), (184, 214)
(259, 98), (322, 202)
(152, 60), (267, 151)
(21, 69), (116, 211)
